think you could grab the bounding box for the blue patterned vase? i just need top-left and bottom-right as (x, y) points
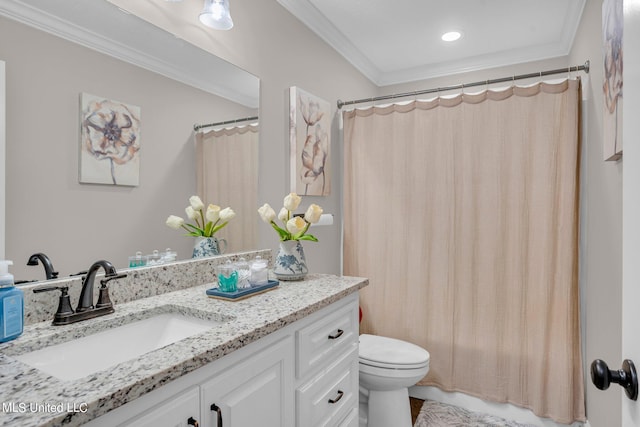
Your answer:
(274, 240), (308, 281)
(192, 236), (227, 258)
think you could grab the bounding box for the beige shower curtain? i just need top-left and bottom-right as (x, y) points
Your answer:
(195, 124), (258, 253)
(343, 79), (584, 423)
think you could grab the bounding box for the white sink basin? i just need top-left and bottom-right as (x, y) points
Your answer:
(16, 312), (222, 381)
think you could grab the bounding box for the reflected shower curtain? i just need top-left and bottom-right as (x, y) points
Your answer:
(343, 80), (584, 423)
(196, 124), (258, 253)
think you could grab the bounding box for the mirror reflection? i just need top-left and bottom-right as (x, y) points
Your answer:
(195, 117), (259, 255)
(0, 0), (260, 282)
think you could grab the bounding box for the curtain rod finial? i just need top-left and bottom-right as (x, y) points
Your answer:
(337, 99), (344, 109)
(584, 60), (590, 74)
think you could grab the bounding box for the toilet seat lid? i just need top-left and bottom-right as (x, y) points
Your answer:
(359, 334), (429, 368)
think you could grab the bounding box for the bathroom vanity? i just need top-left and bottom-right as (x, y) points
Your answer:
(0, 252), (367, 427)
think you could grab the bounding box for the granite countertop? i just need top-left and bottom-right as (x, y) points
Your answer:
(0, 273), (368, 427)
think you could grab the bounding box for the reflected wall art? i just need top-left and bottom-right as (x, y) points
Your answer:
(289, 87), (331, 196)
(602, 0), (623, 161)
(79, 93), (141, 185)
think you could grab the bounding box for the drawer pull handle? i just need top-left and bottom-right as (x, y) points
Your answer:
(328, 329), (344, 340)
(187, 416), (199, 427)
(328, 390), (344, 404)
(210, 403), (223, 427)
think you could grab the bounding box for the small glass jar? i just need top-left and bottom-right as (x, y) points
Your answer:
(249, 256), (269, 286)
(235, 257), (251, 289)
(160, 248), (177, 263)
(146, 250), (161, 266)
(128, 251), (146, 268)
(217, 261), (238, 293)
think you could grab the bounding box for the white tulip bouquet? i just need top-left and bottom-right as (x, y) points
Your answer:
(166, 196), (235, 237)
(258, 193), (323, 242)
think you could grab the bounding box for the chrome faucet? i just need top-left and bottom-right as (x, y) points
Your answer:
(33, 259), (126, 325)
(27, 252), (59, 280)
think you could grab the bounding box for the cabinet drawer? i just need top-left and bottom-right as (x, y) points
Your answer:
(296, 300), (358, 378)
(296, 347), (358, 427)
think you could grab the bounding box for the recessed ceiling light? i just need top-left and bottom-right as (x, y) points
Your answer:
(441, 31), (462, 42)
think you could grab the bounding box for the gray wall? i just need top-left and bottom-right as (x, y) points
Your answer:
(570, 0), (623, 425)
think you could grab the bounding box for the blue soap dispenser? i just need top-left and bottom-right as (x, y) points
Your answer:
(0, 260), (24, 343)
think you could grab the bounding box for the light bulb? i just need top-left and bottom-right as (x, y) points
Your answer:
(441, 31), (462, 42)
(199, 0), (234, 30)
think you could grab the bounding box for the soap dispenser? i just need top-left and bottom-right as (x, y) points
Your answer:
(0, 260), (24, 343)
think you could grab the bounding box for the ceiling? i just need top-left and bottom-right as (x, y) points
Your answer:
(1, 0), (587, 92)
(277, 0), (587, 86)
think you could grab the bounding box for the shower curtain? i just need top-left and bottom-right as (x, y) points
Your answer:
(343, 79), (584, 424)
(195, 124), (259, 253)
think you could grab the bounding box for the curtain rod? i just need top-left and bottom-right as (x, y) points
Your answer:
(194, 115), (259, 132)
(337, 60), (590, 109)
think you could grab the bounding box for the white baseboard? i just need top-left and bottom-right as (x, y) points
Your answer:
(409, 386), (590, 427)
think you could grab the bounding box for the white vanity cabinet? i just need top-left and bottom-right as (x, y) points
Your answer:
(119, 336), (293, 427)
(85, 292), (359, 427)
(121, 387), (200, 427)
(295, 295), (359, 426)
(200, 336), (294, 427)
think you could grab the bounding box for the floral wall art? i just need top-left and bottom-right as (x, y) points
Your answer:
(289, 87), (331, 196)
(80, 93), (141, 185)
(602, 0), (623, 161)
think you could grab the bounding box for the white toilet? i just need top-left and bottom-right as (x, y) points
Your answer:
(358, 334), (430, 427)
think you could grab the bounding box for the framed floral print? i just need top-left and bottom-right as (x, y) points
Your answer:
(289, 86), (331, 196)
(79, 93), (141, 185)
(602, 0), (623, 161)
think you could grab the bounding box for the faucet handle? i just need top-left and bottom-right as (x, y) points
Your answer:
(96, 287), (113, 309)
(33, 286), (74, 321)
(33, 285), (61, 294)
(70, 270), (88, 277)
(99, 273), (127, 287)
(96, 274), (125, 309)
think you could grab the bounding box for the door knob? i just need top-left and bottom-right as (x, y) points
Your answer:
(591, 359), (638, 400)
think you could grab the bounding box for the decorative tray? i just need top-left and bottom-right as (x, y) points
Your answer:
(206, 280), (279, 301)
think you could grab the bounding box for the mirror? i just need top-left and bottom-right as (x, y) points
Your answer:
(0, 0), (260, 282)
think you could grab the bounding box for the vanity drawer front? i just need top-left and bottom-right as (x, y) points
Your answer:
(296, 300), (358, 378)
(296, 346), (358, 427)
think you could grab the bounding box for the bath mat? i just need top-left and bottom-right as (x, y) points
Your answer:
(414, 400), (537, 427)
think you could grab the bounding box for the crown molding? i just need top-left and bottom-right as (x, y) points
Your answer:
(278, 0), (586, 87)
(276, 0), (383, 85)
(0, 0), (259, 108)
(378, 43), (572, 87)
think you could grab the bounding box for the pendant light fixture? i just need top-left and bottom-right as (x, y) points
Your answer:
(199, 0), (234, 30)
